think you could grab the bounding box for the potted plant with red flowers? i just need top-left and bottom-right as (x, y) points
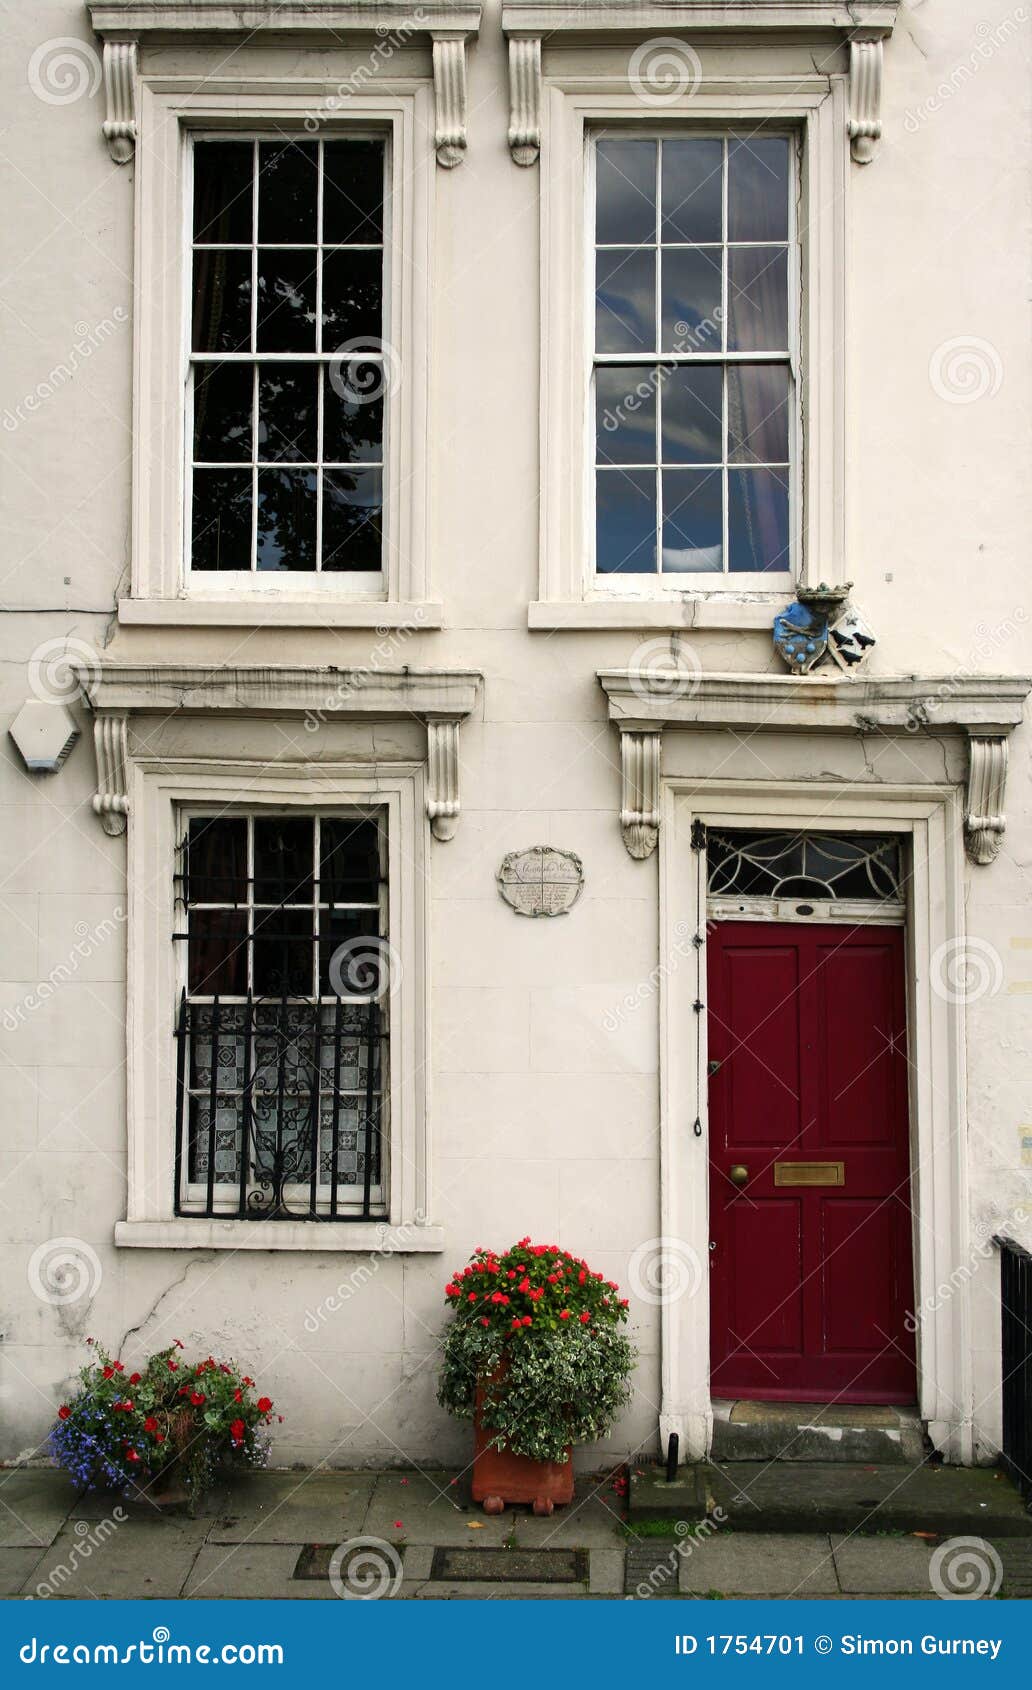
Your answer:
(49, 1338), (278, 1509)
(437, 1239), (634, 1513)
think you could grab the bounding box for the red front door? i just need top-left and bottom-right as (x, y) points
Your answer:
(708, 921), (916, 1403)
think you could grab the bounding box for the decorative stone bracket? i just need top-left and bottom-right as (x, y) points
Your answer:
(598, 670), (1030, 866)
(848, 37), (884, 164)
(74, 664), (482, 843)
(432, 34), (470, 167)
(101, 40), (137, 164)
(506, 35), (541, 165)
(619, 727), (662, 860)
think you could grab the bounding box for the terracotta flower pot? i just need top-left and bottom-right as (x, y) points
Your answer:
(471, 1388), (574, 1509)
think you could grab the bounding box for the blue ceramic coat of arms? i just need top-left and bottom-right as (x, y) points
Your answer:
(773, 601), (829, 673)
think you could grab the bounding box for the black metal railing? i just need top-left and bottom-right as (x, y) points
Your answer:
(994, 1234), (1032, 1505)
(174, 993), (384, 1221)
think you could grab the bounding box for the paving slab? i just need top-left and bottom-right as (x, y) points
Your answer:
(705, 1461), (1032, 1536)
(185, 1543), (340, 1599)
(993, 1538), (1032, 1599)
(515, 1490), (625, 1548)
(29, 1519), (208, 1600)
(678, 1532), (838, 1596)
(206, 1471), (375, 1544)
(405, 1581), (592, 1599)
(628, 1466), (707, 1523)
(0, 1547), (48, 1597)
(0, 1471), (72, 1548)
(589, 1547), (626, 1594)
(831, 1533), (936, 1595)
(364, 1472), (512, 1547)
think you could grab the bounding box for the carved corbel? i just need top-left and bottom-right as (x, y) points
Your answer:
(101, 40), (137, 164)
(92, 714), (130, 836)
(432, 35), (470, 168)
(426, 717), (462, 840)
(965, 734), (1009, 865)
(848, 37), (884, 164)
(507, 36), (541, 166)
(619, 728), (662, 860)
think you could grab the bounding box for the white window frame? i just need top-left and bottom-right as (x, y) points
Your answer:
(121, 80), (439, 629)
(531, 73), (848, 631)
(588, 125), (800, 593)
(185, 131), (391, 589)
(175, 807), (390, 1221)
(117, 759), (440, 1252)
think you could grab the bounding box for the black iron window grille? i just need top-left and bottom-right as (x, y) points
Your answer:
(173, 812), (388, 1220)
(994, 1235), (1032, 1506)
(707, 830), (903, 905)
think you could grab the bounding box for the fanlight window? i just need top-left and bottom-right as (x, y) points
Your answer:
(707, 830), (902, 905)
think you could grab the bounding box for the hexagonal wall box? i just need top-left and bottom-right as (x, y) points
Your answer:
(8, 699), (80, 773)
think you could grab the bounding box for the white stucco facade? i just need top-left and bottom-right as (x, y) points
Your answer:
(1, 0), (1030, 1471)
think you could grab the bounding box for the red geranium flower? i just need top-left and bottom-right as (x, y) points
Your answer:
(230, 1418), (246, 1445)
(129, 1373), (141, 1385)
(257, 1397), (272, 1413)
(233, 1389), (243, 1403)
(58, 1405), (71, 1420)
(125, 1448), (140, 1462)
(190, 1392), (206, 1407)
(143, 1416), (158, 1433)
(102, 1367), (115, 1380)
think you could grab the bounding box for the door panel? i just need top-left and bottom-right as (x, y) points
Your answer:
(708, 921), (916, 1403)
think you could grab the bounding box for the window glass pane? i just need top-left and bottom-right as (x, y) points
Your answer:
(193, 142), (253, 244)
(256, 253), (317, 351)
(253, 907), (314, 996)
(323, 367), (383, 463)
(257, 364), (318, 463)
(191, 469), (252, 571)
(319, 909), (382, 996)
(661, 365), (722, 465)
(257, 141), (318, 243)
(662, 468), (723, 572)
(728, 364), (790, 464)
(661, 139), (723, 243)
(192, 250), (252, 352)
(595, 140), (656, 245)
(321, 470), (383, 571)
(193, 362), (253, 462)
(323, 140), (384, 244)
(727, 248), (788, 351)
(256, 468), (317, 570)
(321, 250), (383, 347)
(188, 910), (248, 995)
(596, 468), (656, 574)
(728, 138), (790, 243)
(596, 249), (656, 353)
(253, 816), (314, 904)
(321, 817), (381, 902)
(186, 818), (247, 903)
(595, 365), (657, 466)
(661, 247), (722, 352)
(728, 466), (790, 571)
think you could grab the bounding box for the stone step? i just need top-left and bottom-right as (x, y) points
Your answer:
(711, 1399), (926, 1465)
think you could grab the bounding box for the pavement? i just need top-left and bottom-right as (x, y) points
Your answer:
(1, 1465), (1030, 1601)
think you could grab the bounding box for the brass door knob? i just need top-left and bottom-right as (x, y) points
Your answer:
(728, 1164), (749, 1186)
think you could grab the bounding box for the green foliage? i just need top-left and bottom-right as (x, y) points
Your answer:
(437, 1238), (636, 1463)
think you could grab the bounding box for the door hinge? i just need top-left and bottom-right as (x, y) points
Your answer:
(690, 819), (707, 851)
(692, 998), (704, 1014)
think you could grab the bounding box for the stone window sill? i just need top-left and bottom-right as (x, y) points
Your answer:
(117, 598), (444, 630)
(528, 597), (789, 632)
(114, 1219), (445, 1253)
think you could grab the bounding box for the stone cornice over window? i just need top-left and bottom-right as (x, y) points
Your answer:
(75, 663), (482, 842)
(87, 1), (482, 167)
(597, 670), (1031, 865)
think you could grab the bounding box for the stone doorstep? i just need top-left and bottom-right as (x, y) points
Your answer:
(710, 1400), (926, 1466)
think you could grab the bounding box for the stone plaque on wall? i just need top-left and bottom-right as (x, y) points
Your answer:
(497, 847), (584, 918)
